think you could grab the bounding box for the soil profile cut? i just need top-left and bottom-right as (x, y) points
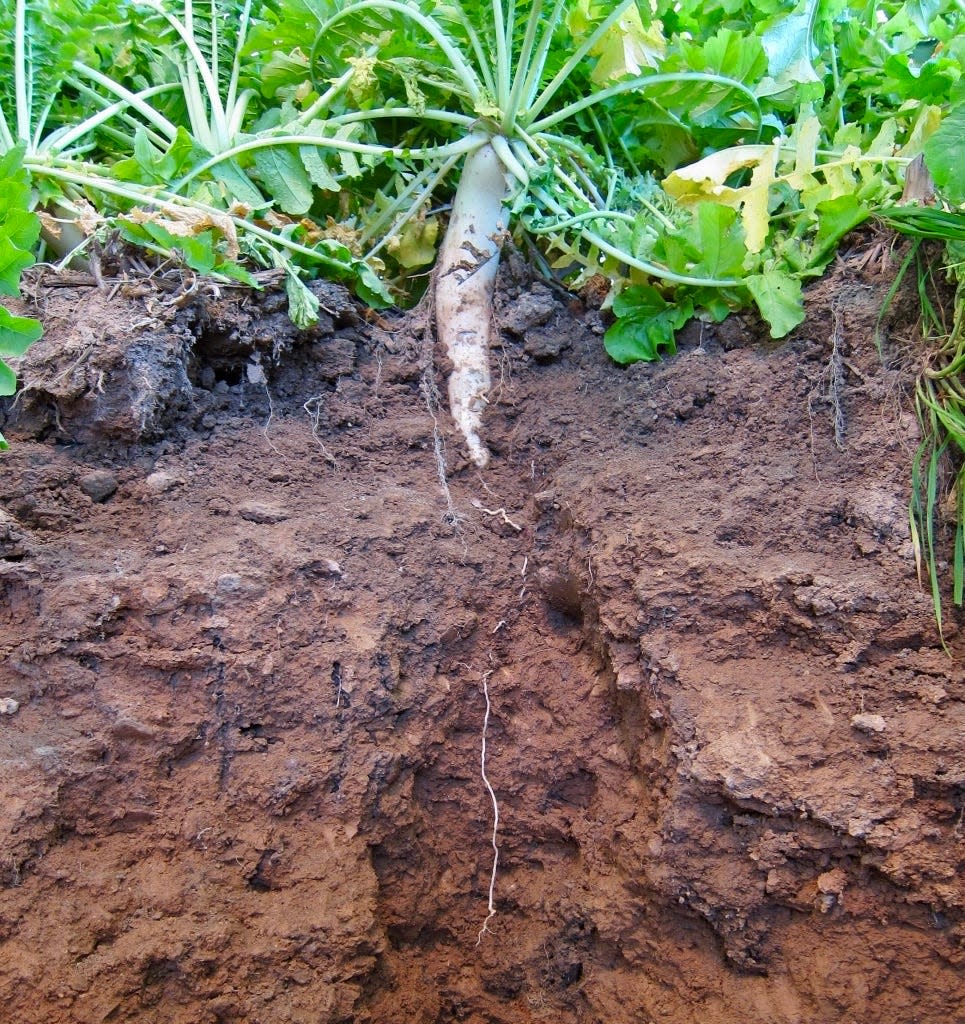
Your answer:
(0, 254), (963, 1023)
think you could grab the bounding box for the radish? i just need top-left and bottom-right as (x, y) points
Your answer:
(302, 0), (759, 464)
(433, 141), (510, 468)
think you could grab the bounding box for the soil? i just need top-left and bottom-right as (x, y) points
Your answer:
(1, 245), (963, 1024)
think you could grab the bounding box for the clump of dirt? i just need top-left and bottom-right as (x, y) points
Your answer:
(0, 247), (962, 1024)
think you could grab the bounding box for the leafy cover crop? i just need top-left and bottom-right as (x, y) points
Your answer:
(0, 0), (962, 452)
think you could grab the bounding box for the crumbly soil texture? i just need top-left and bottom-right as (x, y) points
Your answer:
(1, 249), (963, 1024)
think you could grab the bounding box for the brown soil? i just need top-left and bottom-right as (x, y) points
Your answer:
(1, 250), (963, 1024)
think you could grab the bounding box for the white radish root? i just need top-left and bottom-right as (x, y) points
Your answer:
(434, 140), (510, 468)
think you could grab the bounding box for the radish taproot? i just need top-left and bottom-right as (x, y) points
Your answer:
(302, 0), (757, 463)
(434, 141), (511, 468)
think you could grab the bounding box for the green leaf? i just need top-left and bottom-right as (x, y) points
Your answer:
(299, 146), (341, 192)
(604, 285), (694, 364)
(745, 272), (804, 337)
(758, 0), (821, 96)
(653, 201), (747, 280)
(808, 194), (869, 270)
(118, 221), (217, 274)
(209, 160), (268, 208)
(0, 305), (44, 361)
(215, 260), (259, 286)
(285, 268), (320, 328)
(0, 236), (36, 297)
(925, 102), (965, 205)
(0, 302), (42, 400)
(0, 359), (15, 395)
(252, 147), (314, 215)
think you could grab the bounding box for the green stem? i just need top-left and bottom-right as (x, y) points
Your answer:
(0, 105), (14, 152)
(141, 0), (230, 146)
(520, 0), (566, 111)
(314, 0), (483, 103)
(491, 0), (511, 113)
(173, 130), (487, 193)
(70, 65), (180, 141)
(227, 0), (254, 117)
(526, 0), (636, 121)
(299, 62), (365, 125)
(530, 183), (741, 288)
(330, 107), (477, 129)
(531, 72), (762, 137)
(46, 84), (176, 155)
(26, 161), (368, 275)
(14, 0), (29, 142)
(365, 152), (463, 258)
(503, 0), (544, 135)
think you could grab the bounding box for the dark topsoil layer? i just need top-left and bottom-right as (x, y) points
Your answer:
(0, 246), (963, 1024)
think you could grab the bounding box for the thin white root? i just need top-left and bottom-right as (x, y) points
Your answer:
(476, 669), (500, 946)
(470, 498), (523, 532)
(421, 370), (461, 526)
(303, 395), (338, 467)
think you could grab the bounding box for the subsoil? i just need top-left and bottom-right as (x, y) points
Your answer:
(0, 243), (963, 1024)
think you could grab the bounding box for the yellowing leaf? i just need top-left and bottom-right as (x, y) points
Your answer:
(126, 205), (241, 258)
(665, 144), (780, 252)
(664, 146), (775, 201)
(785, 115), (820, 190)
(822, 145), (860, 199)
(868, 119), (898, 159)
(742, 147), (777, 253)
(589, 6), (665, 84)
(345, 55), (378, 104)
(898, 104), (943, 158)
(387, 214), (439, 268)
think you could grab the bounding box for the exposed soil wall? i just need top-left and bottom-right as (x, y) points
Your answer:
(1, 256), (962, 1023)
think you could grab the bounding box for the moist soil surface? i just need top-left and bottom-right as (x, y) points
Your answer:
(1, 250), (963, 1024)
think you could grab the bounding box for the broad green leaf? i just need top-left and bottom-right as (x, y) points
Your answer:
(353, 262), (394, 308)
(210, 160), (268, 208)
(299, 146), (341, 192)
(0, 359), (15, 395)
(118, 221), (220, 275)
(0, 305), (44, 362)
(0, 206), (42, 255)
(215, 260), (259, 286)
(334, 126), (363, 179)
(925, 102), (965, 205)
(252, 147), (314, 215)
(0, 237), (35, 297)
(758, 0), (821, 96)
(604, 286), (694, 364)
(0, 303), (43, 402)
(0, 149), (25, 180)
(285, 268), (320, 328)
(808, 194), (869, 269)
(745, 272), (804, 337)
(689, 202), (747, 278)
(654, 202), (746, 281)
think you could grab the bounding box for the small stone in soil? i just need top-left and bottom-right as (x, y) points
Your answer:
(238, 501), (290, 524)
(145, 471), (184, 493)
(851, 713), (887, 734)
(79, 471), (119, 502)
